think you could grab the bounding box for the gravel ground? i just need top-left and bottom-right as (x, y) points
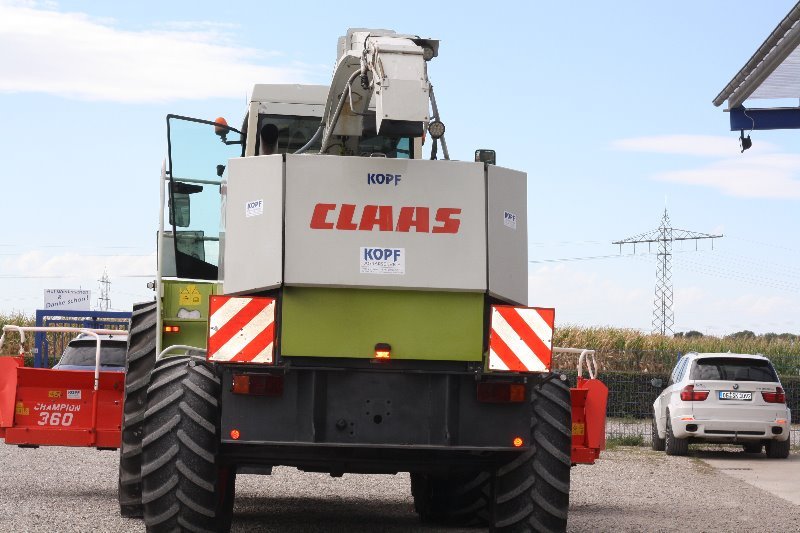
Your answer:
(0, 445), (798, 532)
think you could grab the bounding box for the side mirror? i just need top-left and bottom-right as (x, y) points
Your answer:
(650, 378), (663, 388)
(475, 149), (496, 165)
(169, 193), (190, 228)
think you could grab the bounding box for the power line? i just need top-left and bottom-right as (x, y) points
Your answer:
(528, 253), (649, 264)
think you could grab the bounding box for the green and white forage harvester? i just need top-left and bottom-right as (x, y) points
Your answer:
(121, 29), (609, 532)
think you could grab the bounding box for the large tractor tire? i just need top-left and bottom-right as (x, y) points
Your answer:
(118, 301), (158, 517)
(410, 471), (491, 526)
(493, 376), (572, 532)
(411, 376), (572, 532)
(141, 355), (233, 532)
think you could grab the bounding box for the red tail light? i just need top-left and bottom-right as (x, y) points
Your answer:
(762, 387), (786, 404)
(231, 373), (284, 397)
(680, 385), (708, 401)
(477, 382), (526, 403)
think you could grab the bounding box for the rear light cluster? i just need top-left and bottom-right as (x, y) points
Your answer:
(231, 373), (284, 397)
(762, 387), (786, 404)
(477, 382), (526, 403)
(680, 385), (709, 401)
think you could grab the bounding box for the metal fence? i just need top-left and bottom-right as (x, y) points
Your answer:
(33, 310), (131, 367)
(556, 350), (800, 448)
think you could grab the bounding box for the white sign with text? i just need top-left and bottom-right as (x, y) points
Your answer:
(44, 289), (91, 311)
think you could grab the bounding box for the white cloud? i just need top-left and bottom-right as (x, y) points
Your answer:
(653, 153), (800, 199)
(612, 134), (800, 199)
(2, 250), (155, 278)
(528, 264), (649, 329)
(612, 134), (776, 158)
(0, 3), (316, 102)
(530, 265), (800, 335)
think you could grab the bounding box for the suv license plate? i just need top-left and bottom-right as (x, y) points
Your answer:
(719, 391), (752, 401)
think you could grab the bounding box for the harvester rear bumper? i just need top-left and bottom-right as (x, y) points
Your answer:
(218, 363), (536, 472)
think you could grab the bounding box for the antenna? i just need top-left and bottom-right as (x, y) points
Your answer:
(613, 208), (723, 336)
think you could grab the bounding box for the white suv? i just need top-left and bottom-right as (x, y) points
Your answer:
(652, 352), (791, 458)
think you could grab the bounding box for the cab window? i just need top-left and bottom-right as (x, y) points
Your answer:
(256, 114), (413, 158)
(166, 116), (242, 280)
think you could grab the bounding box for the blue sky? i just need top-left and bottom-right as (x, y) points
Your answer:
(1, 0), (799, 335)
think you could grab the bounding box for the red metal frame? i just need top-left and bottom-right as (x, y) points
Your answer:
(0, 326), (125, 449)
(570, 376), (608, 464)
(0, 360), (123, 448)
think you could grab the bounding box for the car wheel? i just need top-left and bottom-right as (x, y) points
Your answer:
(651, 413), (666, 451)
(743, 442), (762, 454)
(664, 413), (688, 456)
(765, 438), (790, 459)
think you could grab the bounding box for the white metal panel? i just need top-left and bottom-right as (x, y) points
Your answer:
(222, 156), (284, 295)
(487, 165), (528, 305)
(283, 155), (486, 291)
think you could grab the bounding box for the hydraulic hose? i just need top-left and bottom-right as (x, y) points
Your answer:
(319, 70), (361, 154)
(294, 123), (323, 154)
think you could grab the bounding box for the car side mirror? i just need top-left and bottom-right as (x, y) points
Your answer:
(650, 378), (663, 388)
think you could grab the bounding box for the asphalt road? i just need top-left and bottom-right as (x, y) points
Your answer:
(0, 445), (798, 532)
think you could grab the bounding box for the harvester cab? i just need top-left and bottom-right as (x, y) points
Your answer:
(110, 28), (610, 532)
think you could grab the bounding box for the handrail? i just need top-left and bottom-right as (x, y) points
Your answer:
(1, 326), (126, 389)
(552, 347), (598, 380)
(158, 345), (207, 360)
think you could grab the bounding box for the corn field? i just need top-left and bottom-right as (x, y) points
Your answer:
(0, 312), (35, 357)
(554, 326), (800, 376)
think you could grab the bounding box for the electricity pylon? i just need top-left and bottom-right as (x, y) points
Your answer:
(613, 209), (722, 336)
(97, 268), (111, 311)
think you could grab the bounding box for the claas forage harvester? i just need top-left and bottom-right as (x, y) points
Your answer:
(0, 28), (608, 533)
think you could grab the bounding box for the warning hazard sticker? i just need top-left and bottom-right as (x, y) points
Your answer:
(360, 247), (405, 275)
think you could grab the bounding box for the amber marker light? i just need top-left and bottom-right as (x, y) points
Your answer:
(374, 342), (391, 361)
(214, 116), (229, 136)
(230, 429), (241, 440)
(513, 437), (524, 448)
(164, 325), (181, 333)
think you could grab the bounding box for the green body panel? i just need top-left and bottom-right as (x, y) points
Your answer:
(280, 287), (485, 360)
(160, 280), (220, 350)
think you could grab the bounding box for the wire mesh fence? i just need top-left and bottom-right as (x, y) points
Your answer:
(556, 349), (800, 447)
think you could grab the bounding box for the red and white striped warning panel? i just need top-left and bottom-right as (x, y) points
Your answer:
(488, 306), (554, 372)
(208, 296), (275, 364)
